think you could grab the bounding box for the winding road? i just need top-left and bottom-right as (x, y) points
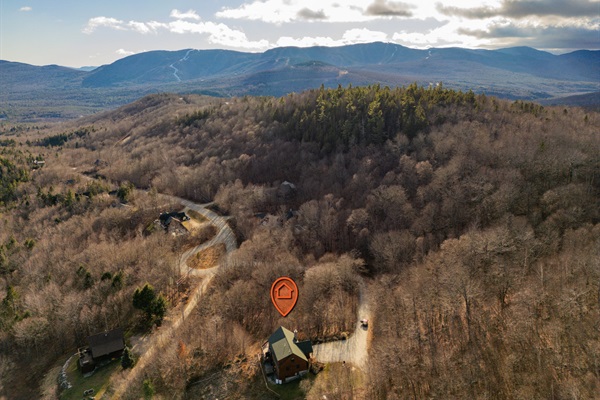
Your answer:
(108, 195), (236, 399)
(176, 198), (237, 277)
(108, 194), (371, 398)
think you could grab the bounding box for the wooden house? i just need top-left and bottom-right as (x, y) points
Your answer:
(78, 328), (124, 373)
(265, 326), (313, 384)
(158, 211), (191, 235)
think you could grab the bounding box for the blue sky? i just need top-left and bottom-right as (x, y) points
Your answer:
(1, 0), (598, 67)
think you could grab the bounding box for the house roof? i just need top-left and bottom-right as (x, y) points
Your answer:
(159, 211), (189, 225)
(88, 328), (124, 359)
(296, 340), (313, 356)
(268, 326), (308, 363)
(281, 181), (296, 189)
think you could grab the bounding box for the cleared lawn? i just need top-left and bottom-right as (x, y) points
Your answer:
(187, 243), (226, 269)
(305, 362), (366, 399)
(267, 372), (317, 400)
(60, 356), (121, 400)
(186, 209), (207, 223)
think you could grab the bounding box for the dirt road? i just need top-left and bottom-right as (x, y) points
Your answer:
(312, 280), (371, 369)
(108, 193), (372, 397)
(108, 196), (236, 399)
(176, 199), (237, 278)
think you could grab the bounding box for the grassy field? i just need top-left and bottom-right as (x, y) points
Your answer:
(262, 369), (322, 400)
(60, 356), (121, 400)
(304, 362), (366, 399)
(186, 209), (207, 223)
(267, 375), (313, 399)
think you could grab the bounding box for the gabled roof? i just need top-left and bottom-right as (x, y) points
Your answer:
(88, 328), (124, 359)
(268, 326), (308, 363)
(296, 340), (313, 357)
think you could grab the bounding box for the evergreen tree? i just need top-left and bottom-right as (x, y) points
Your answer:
(121, 345), (136, 369)
(152, 294), (167, 327)
(83, 271), (94, 289)
(116, 181), (134, 203)
(143, 379), (155, 399)
(133, 283), (156, 313)
(112, 271), (124, 289)
(133, 283), (168, 326)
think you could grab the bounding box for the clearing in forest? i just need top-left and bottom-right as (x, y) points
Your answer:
(187, 243), (226, 269)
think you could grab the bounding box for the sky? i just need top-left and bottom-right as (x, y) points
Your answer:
(1, 0), (598, 67)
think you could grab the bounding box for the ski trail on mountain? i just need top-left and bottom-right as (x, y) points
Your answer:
(169, 64), (181, 82)
(169, 49), (196, 82)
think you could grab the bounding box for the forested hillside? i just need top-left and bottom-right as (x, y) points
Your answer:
(0, 85), (598, 399)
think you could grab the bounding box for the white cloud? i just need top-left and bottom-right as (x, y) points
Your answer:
(83, 17), (126, 34)
(170, 9), (201, 21)
(276, 36), (339, 47)
(84, 17), (164, 35)
(276, 28), (388, 48)
(217, 0), (299, 23)
(214, 0), (515, 24)
(127, 21), (154, 34)
(116, 49), (136, 56)
(167, 20), (269, 49)
(216, 0), (417, 23)
(342, 28), (388, 43)
(83, 12), (269, 50)
(392, 20), (487, 48)
(455, 17), (600, 50)
(19, 6), (32, 12)
(147, 21), (169, 31)
(81, 2), (598, 55)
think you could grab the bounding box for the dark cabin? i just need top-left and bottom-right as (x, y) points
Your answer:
(159, 211), (190, 229)
(277, 181), (297, 201)
(78, 328), (124, 373)
(266, 326), (313, 384)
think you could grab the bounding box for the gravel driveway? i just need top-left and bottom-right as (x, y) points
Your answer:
(312, 280), (371, 369)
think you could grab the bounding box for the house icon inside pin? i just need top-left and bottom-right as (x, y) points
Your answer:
(275, 282), (294, 299)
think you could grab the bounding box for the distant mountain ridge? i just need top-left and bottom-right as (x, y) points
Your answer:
(82, 42), (599, 87)
(1, 42), (599, 120)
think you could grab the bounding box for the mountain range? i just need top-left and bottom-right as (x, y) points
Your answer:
(1, 42), (598, 121)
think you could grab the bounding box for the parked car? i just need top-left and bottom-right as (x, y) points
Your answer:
(360, 319), (368, 327)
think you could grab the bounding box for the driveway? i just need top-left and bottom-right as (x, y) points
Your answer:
(108, 196), (236, 399)
(312, 280), (371, 369)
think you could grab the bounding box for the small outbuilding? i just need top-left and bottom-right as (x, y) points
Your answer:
(264, 326), (313, 384)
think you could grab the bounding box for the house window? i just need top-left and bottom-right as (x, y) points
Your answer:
(296, 364), (300, 369)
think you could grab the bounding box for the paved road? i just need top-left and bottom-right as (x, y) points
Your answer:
(312, 280), (371, 370)
(108, 196), (236, 399)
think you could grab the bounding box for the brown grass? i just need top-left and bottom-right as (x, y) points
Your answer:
(186, 209), (207, 223)
(187, 244), (226, 269)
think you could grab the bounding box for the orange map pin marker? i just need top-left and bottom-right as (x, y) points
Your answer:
(271, 277), (298, 317)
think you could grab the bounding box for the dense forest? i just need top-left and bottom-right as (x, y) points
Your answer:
(0, 85), (598, 399)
